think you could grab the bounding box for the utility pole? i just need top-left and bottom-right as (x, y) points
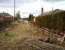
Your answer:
(13, 0), (15, 22)
(41, 8), (43, 16)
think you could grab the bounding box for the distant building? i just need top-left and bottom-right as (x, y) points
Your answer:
(0, 13), (12, 17)
(0, 12), (13, 22)
(22, 18), (28, 21)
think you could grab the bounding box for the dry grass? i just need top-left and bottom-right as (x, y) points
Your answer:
(0, 21), (64, 50)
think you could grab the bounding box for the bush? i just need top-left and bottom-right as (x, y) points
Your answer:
(16, 11), (21, 21)
(36, 11), (65, 32)
(28, 14), (34, 21)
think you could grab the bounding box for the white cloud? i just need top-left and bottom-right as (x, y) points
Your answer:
(16, 0), (52, 18)
(0, 0), (65, 18)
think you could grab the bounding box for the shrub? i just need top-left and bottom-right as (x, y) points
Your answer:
(36, 11), (65, 32)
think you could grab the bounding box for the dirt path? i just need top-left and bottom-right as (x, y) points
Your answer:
(0, 21), (65, 50)
(8, 21), (42, 42)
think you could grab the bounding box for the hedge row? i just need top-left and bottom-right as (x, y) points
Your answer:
(36, 11), (65, 32)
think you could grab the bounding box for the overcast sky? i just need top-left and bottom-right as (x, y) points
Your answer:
(0, 0), (65, 18)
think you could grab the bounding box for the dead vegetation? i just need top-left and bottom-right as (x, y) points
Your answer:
(0, 20), (65, 50)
